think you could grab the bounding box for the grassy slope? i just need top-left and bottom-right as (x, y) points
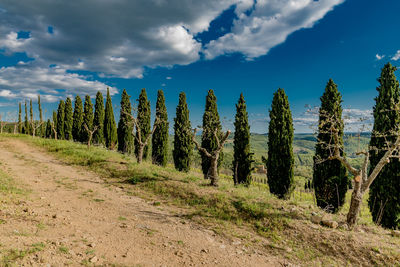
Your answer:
(4, 134), (399, 266)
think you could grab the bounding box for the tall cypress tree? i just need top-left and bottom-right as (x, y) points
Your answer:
(18, 102), (22, 133)
(232, 93), (253, 186)
(117, 89), (133, 153)
(104, 88), (117, 149)
(81, 95), (94, 143)
(267, 88), (294, 199)
(368, 63), (400, 229)
(200, 89), (223, 179)
(57, 100), (65, 139)
(134, 88), (151, 159)
(313, 79), (348, 212)
(52, 111), (57, 139)
(93, 91), (105, 145)
(29, 99), (33, 135)
(24, 101), (29, 134)
(64, 97), (73, 140)
(173, 92), (192, 172)
(45, 119), (52, 138)
(152, 90), (169, 166)
(72, 95), (83, 141)
(38, 95), (44, 137)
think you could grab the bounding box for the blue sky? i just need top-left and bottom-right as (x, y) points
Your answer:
(0, 0), (399, 133)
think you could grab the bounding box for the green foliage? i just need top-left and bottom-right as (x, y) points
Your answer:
(173, 92), (193, 172)
(52, 111), (57, 139)
(313, 79), (348, 213)
(117, 89), (133, 153)
(18, 102), (22, 133)
(134, 88), (151, 158)
(200, 89), (223, 178)
(104, 88), (117, 149)
(93, 91), (105, 145)
(233, 93), (253, 186)
(267, 88), (294, 199)
(152, 90), (169, 166)
(81, 95), (94, 143)
(38, 95), (44, 137)
(64, 97), (73, 140)
(56, 100), (65, 139)
(72, 95), (83, 141)
(368, 62), (400, 229)
(23, 101), (29, 134)
(45, 119), (52, 138)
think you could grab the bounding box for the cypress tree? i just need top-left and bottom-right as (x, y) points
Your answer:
(313, 79), (348, 212)
(104, 88), (117, 149)
(134, 88), (151, 159)
(72, 95), (83, 141)
(38, 95), (44, 137)
(18, 102), (22, 133)
(200, 89), (223, 179)
(24, 101), (29, 134)
(152, 90), (169, 166)
(64, 97), (73, 140)
(173, 92), (192, 172)
(232, 93), (253, 186)
(45, 119), (52, 138)
(267, 88), (294, 199)
(56, 100), (65, 139)
(29, 99), (33, 135)
(93, 91), (105, 145)
(117, 89), (133, 153)
(368, 63), (400, 229)
(52, 111), (57, 139)
(81, 95), (94, 143)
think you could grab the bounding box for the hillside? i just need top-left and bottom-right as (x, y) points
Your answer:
(0, 134), (398, 266)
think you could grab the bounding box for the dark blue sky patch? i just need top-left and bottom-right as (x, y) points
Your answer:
(195, 5), (237, 45)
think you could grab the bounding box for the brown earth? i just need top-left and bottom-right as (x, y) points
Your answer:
(0, 137), (281, 266)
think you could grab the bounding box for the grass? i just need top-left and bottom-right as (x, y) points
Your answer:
(1, 243), (45, 266)
(3, 134), (400, 266)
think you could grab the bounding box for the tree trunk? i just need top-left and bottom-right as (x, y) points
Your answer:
(347, 178), (364, 229)
(137, 145), (144, 164)
(87, 135), (92, 148)
(208, 155), (219, 186)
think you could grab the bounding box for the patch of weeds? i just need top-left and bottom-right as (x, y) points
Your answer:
(177, 240), (184, 246)
(85, 249), (95, 255)
(93, 198), (104, 202)
(153, 201), (161, 206)
(0, 219), (6, 224)
(36, 222), (46, 230)
(118, 216), (127, 221)
(59, 246), (69, 254)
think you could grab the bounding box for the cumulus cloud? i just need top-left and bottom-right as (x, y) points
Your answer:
(0, 0), (343, 78)
(0, 64), (117, 102)
(392, 50), (400, 61)
(205, 0), (344, 59)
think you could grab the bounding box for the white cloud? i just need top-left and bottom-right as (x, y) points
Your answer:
(205, 0), (344, 59)
(0, 64), (117, 102)
(376, 54), (385, 60)
(392, 50), (400, 61)
(0, 0), (344, 79)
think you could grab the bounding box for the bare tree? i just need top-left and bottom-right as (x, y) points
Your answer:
(314, 111), (400, 229)
(83, 123), (98, 148)
(0, 114), (7, 134)
(50, 121), (58, 140)
(122, 109), (159, 163)
(30, 120), (45, 137)
(192, 128), (231, 186)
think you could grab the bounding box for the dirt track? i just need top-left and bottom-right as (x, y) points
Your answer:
(0, 138), (278, 266)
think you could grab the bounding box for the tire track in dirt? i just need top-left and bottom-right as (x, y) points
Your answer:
(0, 137), (278, 266)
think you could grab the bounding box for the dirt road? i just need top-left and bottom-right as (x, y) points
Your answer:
(0, 138), (278, 266)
